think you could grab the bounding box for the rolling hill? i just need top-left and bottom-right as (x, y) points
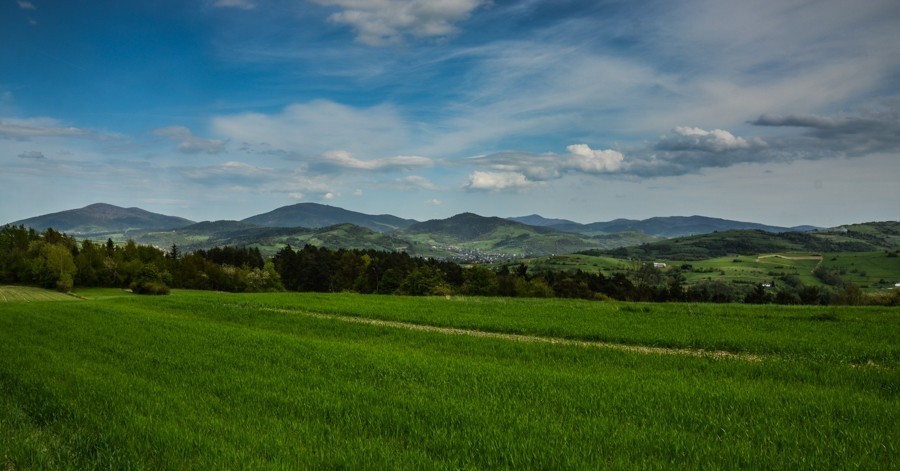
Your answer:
(546, 215), (811, 238)
(241, 203), (417, 233)
(134, 222), (410, 256)
(6, 203), (194, 235)
(587, 221), (900, 260)
(507, 214), (579, 227)
(398, 213), (660, 259)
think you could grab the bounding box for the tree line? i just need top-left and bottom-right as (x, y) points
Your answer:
(0, 225), (281, 294)
(2, 224), (897, 305)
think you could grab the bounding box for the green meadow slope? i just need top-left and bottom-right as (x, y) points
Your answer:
(1, 291), (896, 468)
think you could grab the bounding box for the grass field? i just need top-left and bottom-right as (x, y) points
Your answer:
(513, 251), (900, 291)
(0, 286), (78, 303)
(1, 291), (897, 468)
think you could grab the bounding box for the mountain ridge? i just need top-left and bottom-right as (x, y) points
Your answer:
(7, 203), (195, 235)
(241, 202), (417, 233)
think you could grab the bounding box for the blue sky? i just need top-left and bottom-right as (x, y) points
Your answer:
(2, 0), (899, 227)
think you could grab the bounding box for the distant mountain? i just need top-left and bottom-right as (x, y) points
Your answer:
(242, 203), (417, 233)
(397, 212), (660, 259)
(133, 221), (411, 256)
(7, 203), (194, 235)
(548, 215), (810, 238)
(507, 214), (579, 227)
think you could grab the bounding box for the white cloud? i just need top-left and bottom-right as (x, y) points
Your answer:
(18, 150), (45, 159)
(322, 150), (432, 171)
(17, 1), (35, 10)
(564, 144), (624, 173)
(467, 144), (626, 187)
(425, 198), (442, 206)
(352, 189), (363, 197)
(213, 0), (256, 9)
(655, 127), (766, 153)
(324, 192), (336, 200)
(152, 126), (226, 154)
(312, 0), (486, 46)
(289, 192), (305, 200)
(466, 171), (537, 191)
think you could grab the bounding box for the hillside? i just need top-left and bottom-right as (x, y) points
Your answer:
(402, 213), (560, 241)
(507, 214), (579, 227)
(549, 215), (805, 238)
(588, 222), (900, 260)
(134, 222), (408, 256)
(7, 203), (194, 235)
(398, 213), (660, 260)
(241, 203), (417, 233)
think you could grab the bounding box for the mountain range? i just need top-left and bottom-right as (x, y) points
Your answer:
(5, 202), (853, 260)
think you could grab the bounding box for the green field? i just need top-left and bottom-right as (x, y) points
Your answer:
(512, 251), (900, 291)
(1, 291), (897, 468)
(0, 286), (78, 303)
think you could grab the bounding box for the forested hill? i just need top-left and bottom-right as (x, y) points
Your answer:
(241, 203), (417, 233)
(547, 215), (806, 238)
(589, 221), (900, 260)
(402, 213), (559, 241)
(8, 203), (194, 235)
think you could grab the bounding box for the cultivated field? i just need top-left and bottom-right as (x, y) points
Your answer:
(0, 285), (77, 303)
(515, 251), (900, 290)
(1, 291), (897, 468)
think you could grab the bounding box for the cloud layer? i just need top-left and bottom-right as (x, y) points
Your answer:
(312, 0), (486, 45)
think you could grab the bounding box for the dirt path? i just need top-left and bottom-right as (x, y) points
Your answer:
(755, 254), (824, 272)
(261, 307), (763, 362)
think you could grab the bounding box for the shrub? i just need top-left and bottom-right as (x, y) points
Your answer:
(131, 281), (170, 295)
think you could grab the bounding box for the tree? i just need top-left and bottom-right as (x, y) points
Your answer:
(461, 265), (499, 296)
(397, 266), (450, 296)
(30, 241), (77, 292)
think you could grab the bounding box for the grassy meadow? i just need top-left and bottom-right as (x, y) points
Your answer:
(0, 285), (78, 303)
(1, 289), (897, 468)
(513, 250), (900, 290)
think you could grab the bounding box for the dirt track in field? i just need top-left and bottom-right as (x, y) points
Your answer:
(755, 254), (824, 272)
(261, 307), (764, 362)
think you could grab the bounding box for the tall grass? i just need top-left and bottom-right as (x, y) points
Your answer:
(1, 291), (897, 468)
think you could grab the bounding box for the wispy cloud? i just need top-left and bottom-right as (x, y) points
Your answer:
(18, 150), (44, 159)
(212, 100), (411, 158)
(395, 175), (437, 190)
(0, 118), (91, 139)
(320, 150), (432, 172)
(750, 103), (900, 155)
(17, 1), (36, 10)
(465, 171), (539, 191)
(152, 126), (226, 154)
(212, 0), (256, 10)
(311, 0), (487, 46)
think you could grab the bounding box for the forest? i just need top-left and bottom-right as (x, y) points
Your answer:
(1, 224), (897, 306)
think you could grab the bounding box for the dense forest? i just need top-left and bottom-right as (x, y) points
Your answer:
(1, 225), (897, 306)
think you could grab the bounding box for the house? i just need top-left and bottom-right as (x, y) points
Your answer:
(653, 262), (667, 268)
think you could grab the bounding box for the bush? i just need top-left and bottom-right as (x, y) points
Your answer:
(131, 281), (170, 295)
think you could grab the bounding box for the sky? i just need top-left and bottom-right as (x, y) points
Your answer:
(2, 0), (899, 228)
